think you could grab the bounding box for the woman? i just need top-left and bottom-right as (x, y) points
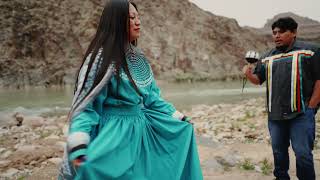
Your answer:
(58, 0), (203, 179)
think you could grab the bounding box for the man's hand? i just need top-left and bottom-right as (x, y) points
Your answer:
(242, 64), (254, 77)
(308, 80), (320, 108)
(242, 63), (260, 85)
(243, 51), (261, 85)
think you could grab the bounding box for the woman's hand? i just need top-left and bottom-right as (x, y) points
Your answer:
(72, 155), (87, 168)
(173, 111), (193, 124)
(182, 116), (193, 124)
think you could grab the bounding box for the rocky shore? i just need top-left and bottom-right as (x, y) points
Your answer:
(0, 98), (319, 179)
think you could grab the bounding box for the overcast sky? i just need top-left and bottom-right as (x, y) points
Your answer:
(190, 0), (320, 28)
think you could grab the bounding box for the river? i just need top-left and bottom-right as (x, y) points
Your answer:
(0, 81), (265, 118)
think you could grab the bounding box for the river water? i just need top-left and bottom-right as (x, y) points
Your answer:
(0, 81), (265, 118)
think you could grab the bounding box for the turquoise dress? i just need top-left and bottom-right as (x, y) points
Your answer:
(68, 48), (203, 180)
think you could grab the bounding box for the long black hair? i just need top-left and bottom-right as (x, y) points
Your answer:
(75, 0), (140, 98)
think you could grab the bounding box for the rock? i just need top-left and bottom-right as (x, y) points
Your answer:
(10, 145), (60, 168)
(55, 141), (66, 150)
(191, 110), (208, 119)
(1, 150), (13, 159)
(0, 148), (6, 154)
(0, 0), (271, 87)
(215, 153), (241, 167)
(255, 165), (262, 173)
(16, 145), (37, 153)
(217, 132), (233, 140)
(0, 160), (10, 168)
(13, 112), (24, 126)
(245, 133), (259, 139)
(44, 125), (59, 131)
(23, 116), (45, 128)
(44, 118), (58, 126)
(19, 138), (26, 144)
(41, 138), (60, 146)
(45, 134), (60, 140)
(202, 159), (224, 172)
(48, 157), (62, 165)
(314, 152), (320, 161)
(30, 160), (37, 166)
(316, 142), (320, 149)
(196, 136), (220, 148)
(0, 114), (17, 128)
(191, 98), (271, 144)
(1, 168), (19, 177)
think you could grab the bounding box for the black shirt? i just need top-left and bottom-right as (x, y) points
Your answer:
(254, 41), (320, 120)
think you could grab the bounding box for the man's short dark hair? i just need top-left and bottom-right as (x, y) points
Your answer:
(271, 17), (298, 32)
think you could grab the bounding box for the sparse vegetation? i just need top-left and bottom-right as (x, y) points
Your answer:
(40, 131), (51, 139)
(0, 137), (5, 145)
(17, 176), (26, 180)
(260, 158), (273, 175)
(245, 111), (255, 118)
(240, 159), (255, 170)
(248, 122), (256, 129)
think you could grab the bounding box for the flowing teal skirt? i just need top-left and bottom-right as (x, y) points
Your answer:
(75, 106), (203, 180)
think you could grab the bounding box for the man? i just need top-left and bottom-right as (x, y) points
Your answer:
(244, 17), (320, 180)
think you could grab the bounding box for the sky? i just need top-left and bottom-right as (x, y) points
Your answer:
(190, 0), (320, 28)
